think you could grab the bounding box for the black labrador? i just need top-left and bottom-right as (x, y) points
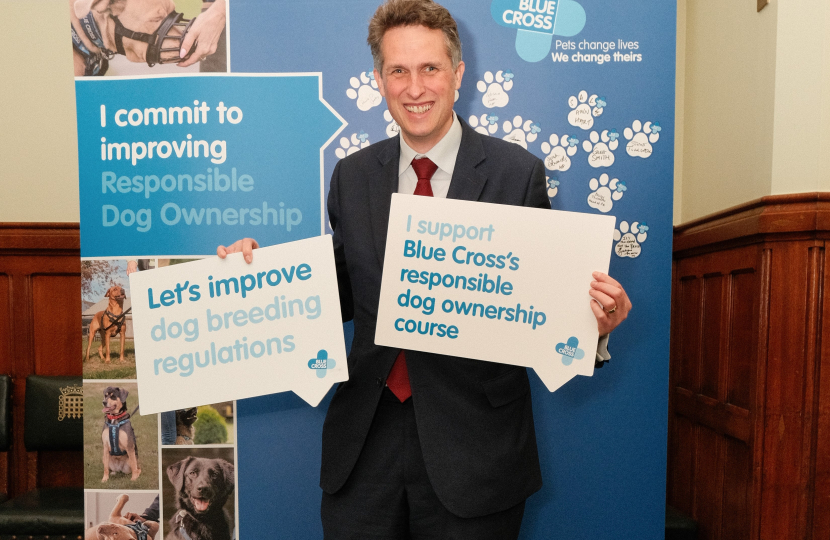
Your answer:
(165, 457), (234, 540)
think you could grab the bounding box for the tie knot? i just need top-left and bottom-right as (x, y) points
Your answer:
(412, 157), (438, 182)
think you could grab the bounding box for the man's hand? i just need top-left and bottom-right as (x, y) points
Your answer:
(124, 512), (144, 523)
(177, 0), (226, 67)
(126, 260), (138, 276)
(217, 238), (259, 263)
(589, 271), (631, 336)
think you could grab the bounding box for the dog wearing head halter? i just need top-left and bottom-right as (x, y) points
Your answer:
(85, 494), (160, 540)
(69, 0), (195, 76)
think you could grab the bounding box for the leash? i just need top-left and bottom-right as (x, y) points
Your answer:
(125, 520), (150, 540)
(175, 511), (195, 540)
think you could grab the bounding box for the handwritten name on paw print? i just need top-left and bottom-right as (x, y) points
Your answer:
(624, 120), (660, 158)
(556, 336), (585, 366)
(346, 72), (382, 112)
(308, 350), (337, 378)
(468, 113), (500, 135)
(477, 70), (513, 108)
(334, 132), (370, 159)
(587, 173), (625, 213)
(546, 175), (560, 198)
(613, 220), (648, 258)
(383, 110), (400, 138)
(582, 129), (618, 168)
(501, 115), (539, 149)
(541, 134), (578, 172)
(567, 90), (604, 130)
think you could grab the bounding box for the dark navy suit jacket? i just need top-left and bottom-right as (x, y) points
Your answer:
(320, 118), (550, 518)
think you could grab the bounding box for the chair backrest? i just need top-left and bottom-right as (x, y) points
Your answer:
(0, 375), (12, 452)
(24, 376), (83, 451)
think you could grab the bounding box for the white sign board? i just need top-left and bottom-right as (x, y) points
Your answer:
(376, 195), (615, 392)
(131, 235), (347, 412)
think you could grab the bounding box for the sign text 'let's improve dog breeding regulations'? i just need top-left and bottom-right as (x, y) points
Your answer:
(376, 195), (616, 392)
(131, 236), (347, 412)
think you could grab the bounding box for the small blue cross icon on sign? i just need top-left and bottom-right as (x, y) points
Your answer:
(308, 350), (336, 378)
(555, 337), (585, 366)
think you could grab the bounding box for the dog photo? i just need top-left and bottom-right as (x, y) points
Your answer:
(85, 491), (161, 540)
(84, 382), (159, 490)
(82, 259), (137, 380)
(70, 0), (229, 77)
(162, 447), (235, 540)
(161, 402), (235, 445)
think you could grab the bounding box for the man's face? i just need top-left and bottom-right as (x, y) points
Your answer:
(374, 25), (465, 154)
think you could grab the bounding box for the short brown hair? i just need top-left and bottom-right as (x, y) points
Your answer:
(368, 0), (462, 73)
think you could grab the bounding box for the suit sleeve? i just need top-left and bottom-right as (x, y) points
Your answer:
(327, 161), (354, 323)
(523, 158), (551, 210)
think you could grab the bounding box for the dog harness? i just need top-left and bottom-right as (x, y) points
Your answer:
(125, 521), (150, 540)
(105, 411), (130, 456)
(102, 307), (132, 336)
(73, 10), (196, 75)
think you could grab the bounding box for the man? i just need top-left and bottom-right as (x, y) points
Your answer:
(219, 1), (631, 537)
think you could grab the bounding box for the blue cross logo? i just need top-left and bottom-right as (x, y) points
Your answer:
(555, 337), (585, 366)
(486, 113), (499, 125)
(608, 129), (620, 142)
(308, 350), (337, 378)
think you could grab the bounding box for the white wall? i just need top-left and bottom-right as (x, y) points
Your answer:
(0, 0), (80, 223)
(676, 0), (778, 223)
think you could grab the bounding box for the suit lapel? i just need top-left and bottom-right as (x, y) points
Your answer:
(447, 119), (488, 202)
(368, 139), (400, 268)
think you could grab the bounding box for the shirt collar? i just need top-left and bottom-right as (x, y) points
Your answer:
(398, 112), (463, 176)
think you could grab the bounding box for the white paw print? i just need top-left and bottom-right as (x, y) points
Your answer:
(383, 110), (400, 138)
(476, 70), (513, 108)
(501, 115), (540, 149)
(587, 173), (626, 213)
(582, 130), (618, 168)
(346, 72), (382, 112)
(567, 91), (605, 130)
(546, 176), (560, 198)
(540, 134), (578, 172)
(334, 132), (370, 159)
(468, 113), (500, 135)
(624, 120), (660, 158)
(613, 221), (649, 258)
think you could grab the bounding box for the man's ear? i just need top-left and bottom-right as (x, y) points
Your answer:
(373, 69), (386, 98)
(454, 61), (465, 90)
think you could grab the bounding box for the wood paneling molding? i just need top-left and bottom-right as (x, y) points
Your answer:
(670, 193), (830, 540)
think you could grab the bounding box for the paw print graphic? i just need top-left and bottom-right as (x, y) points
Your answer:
(308, 350), (337, 378)
(582, 130), (618, 168)
(587, 173), (625, 213)
(556, 336), (585, 366)
(383, 110), (400, 138)
(346, 71), (382, 112)
(541, 134), (578, 172)
(546, 176), (560, 198)
(501, 116), (539, 149)
(334, 132), (370, 159)
(613, 221), (648, 258)
(624, 120), (660, 158)
(567, 90), (604, 130)
(468, 113), (500, 135)
(477, 70), (513, 108)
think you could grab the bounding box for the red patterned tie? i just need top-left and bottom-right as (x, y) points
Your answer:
(386, 157), (438, 402)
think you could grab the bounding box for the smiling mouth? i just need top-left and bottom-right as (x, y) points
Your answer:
(405, 103), (432, 114)
(192, 497), (210, 512)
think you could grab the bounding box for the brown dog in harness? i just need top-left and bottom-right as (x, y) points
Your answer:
(85, 285), (131, 364)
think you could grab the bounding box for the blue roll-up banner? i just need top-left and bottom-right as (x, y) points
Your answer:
(77, 0), (674, 538)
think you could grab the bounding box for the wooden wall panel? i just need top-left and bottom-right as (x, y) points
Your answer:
(670, 193), (830, 540)
(0, 223), (81, 497)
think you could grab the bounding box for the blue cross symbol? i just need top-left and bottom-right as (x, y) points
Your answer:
(308, 350), (336, 378)
(486, 114), (499, 125)
(358, 131), (369, 144)
(503, 69), (515, 82)
(555, 337), (585, 366)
